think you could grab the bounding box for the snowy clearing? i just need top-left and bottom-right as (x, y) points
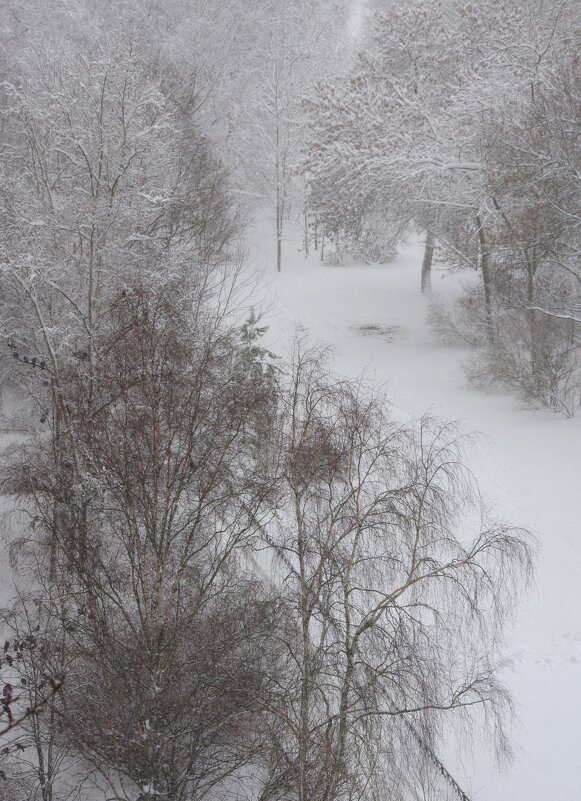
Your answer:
(249, 214), (581, 801)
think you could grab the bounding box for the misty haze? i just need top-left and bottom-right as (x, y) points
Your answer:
(0, 2), (579, 800)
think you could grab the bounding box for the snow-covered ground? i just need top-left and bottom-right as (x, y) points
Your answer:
(248, 214), (581, 801)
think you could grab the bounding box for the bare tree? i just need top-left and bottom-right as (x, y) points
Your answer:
(257, 347), (532, 801)
(1, 266), (285, 801)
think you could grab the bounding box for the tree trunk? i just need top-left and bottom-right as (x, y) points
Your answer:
(276, 184), (284, 272)
(275, 112), (285, 272)
(303, 186), (309, 258)
(421, 230), (435, 295)
(525, 246), (544, 399)
(476, 216), (495, 343)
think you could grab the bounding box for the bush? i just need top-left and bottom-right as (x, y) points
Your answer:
(428, 284), (489, 348)
(466, 308), (581, 416)
(430, 282), (581, 416)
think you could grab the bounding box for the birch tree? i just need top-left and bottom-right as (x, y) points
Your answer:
(258, 348), (532, 801)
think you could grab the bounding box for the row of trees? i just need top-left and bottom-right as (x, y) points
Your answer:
(1, 0), (351, 275)
(304, 0), (581, 414)
(0, 2), (532, 800)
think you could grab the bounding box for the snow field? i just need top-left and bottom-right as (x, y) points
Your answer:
(247, 213), (581, 801)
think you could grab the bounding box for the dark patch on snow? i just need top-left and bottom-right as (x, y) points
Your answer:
(353, 324), (401, 341)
